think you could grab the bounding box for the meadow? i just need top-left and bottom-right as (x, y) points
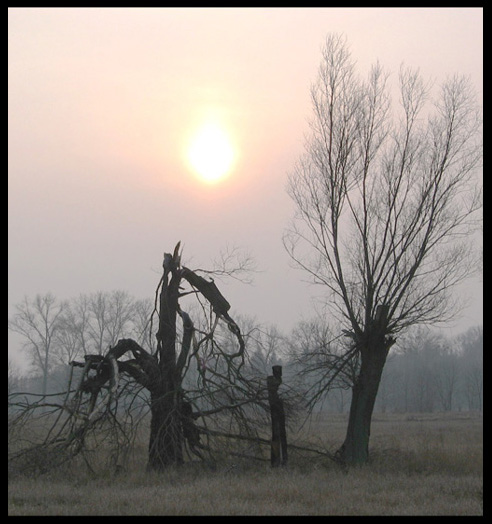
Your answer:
(8, 411), (483, 516)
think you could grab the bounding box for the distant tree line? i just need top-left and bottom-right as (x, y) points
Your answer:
(8, 291), (154, 396)
(8, 292), (482, 415)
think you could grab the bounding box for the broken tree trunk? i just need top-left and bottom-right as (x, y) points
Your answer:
(267, 365), (288, 467)
(148, 244), (183, 471)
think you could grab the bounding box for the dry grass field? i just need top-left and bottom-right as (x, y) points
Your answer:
(8, 411), (482, 516)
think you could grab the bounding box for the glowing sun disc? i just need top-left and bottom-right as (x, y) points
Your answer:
(187, 122), (235, 183)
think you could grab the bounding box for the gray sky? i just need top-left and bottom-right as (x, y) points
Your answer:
(8, 8), (483, 368)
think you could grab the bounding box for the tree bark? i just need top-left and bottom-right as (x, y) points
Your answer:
(147, 386), (183, 471)
(267, 366), (288, 467)
(147, 251), (183, 471)
(338, 339), (391, 466)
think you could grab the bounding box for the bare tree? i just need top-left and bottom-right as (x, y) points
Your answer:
(9, 244), (290, 474)
(55, 294), (92, 362)
(434, 342), (460, 412)
(50, 292), (153, 368)
(288, 318), (359, 412)
(81, 290), (136, 355)
(130, 297), (156, 353)
(8, 293), (64, 397)
(284, 34), (482, 465)
(459, 326), (483, 411)
(8, 359), (21, 396)
(396, 326), (441, 413)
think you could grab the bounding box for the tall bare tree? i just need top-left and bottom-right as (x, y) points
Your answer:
(284, 34), (482, 465)
(80, 290), (136, 355)
(8, 293), (64, 397)
(459, 326), (483, 411)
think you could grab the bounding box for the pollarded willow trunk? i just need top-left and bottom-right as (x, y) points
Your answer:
(338, 305), (395, 467)
(337, 343), (390, 466)
(336, 305), (394, 465)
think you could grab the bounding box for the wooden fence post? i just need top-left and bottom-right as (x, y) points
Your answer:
(267, 365), (288, 467)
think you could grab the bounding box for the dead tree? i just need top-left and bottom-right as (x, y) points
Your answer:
(7, 243), (279, 475)
(69, 243), (249, 470)
(9, 245), (334, 475)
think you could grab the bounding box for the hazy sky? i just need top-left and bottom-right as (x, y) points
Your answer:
(8, 8), (483, 367)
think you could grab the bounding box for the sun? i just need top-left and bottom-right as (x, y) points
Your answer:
(187, 121), (235, 184)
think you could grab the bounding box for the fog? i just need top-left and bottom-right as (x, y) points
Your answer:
(9, 8), (482, 370)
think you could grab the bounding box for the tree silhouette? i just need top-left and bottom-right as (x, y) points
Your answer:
(285, 34), (482, 465)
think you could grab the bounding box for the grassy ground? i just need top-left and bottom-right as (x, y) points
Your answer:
(8, 411), (483, 516)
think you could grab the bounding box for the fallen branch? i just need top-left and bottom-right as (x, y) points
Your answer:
(196, 426), (340, 464)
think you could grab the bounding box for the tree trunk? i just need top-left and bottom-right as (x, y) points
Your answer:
(267, 366), (288, 467)
(338, 341), (390, 466)
(147, 251), (184, 471)
(148, 386), (183, 471)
